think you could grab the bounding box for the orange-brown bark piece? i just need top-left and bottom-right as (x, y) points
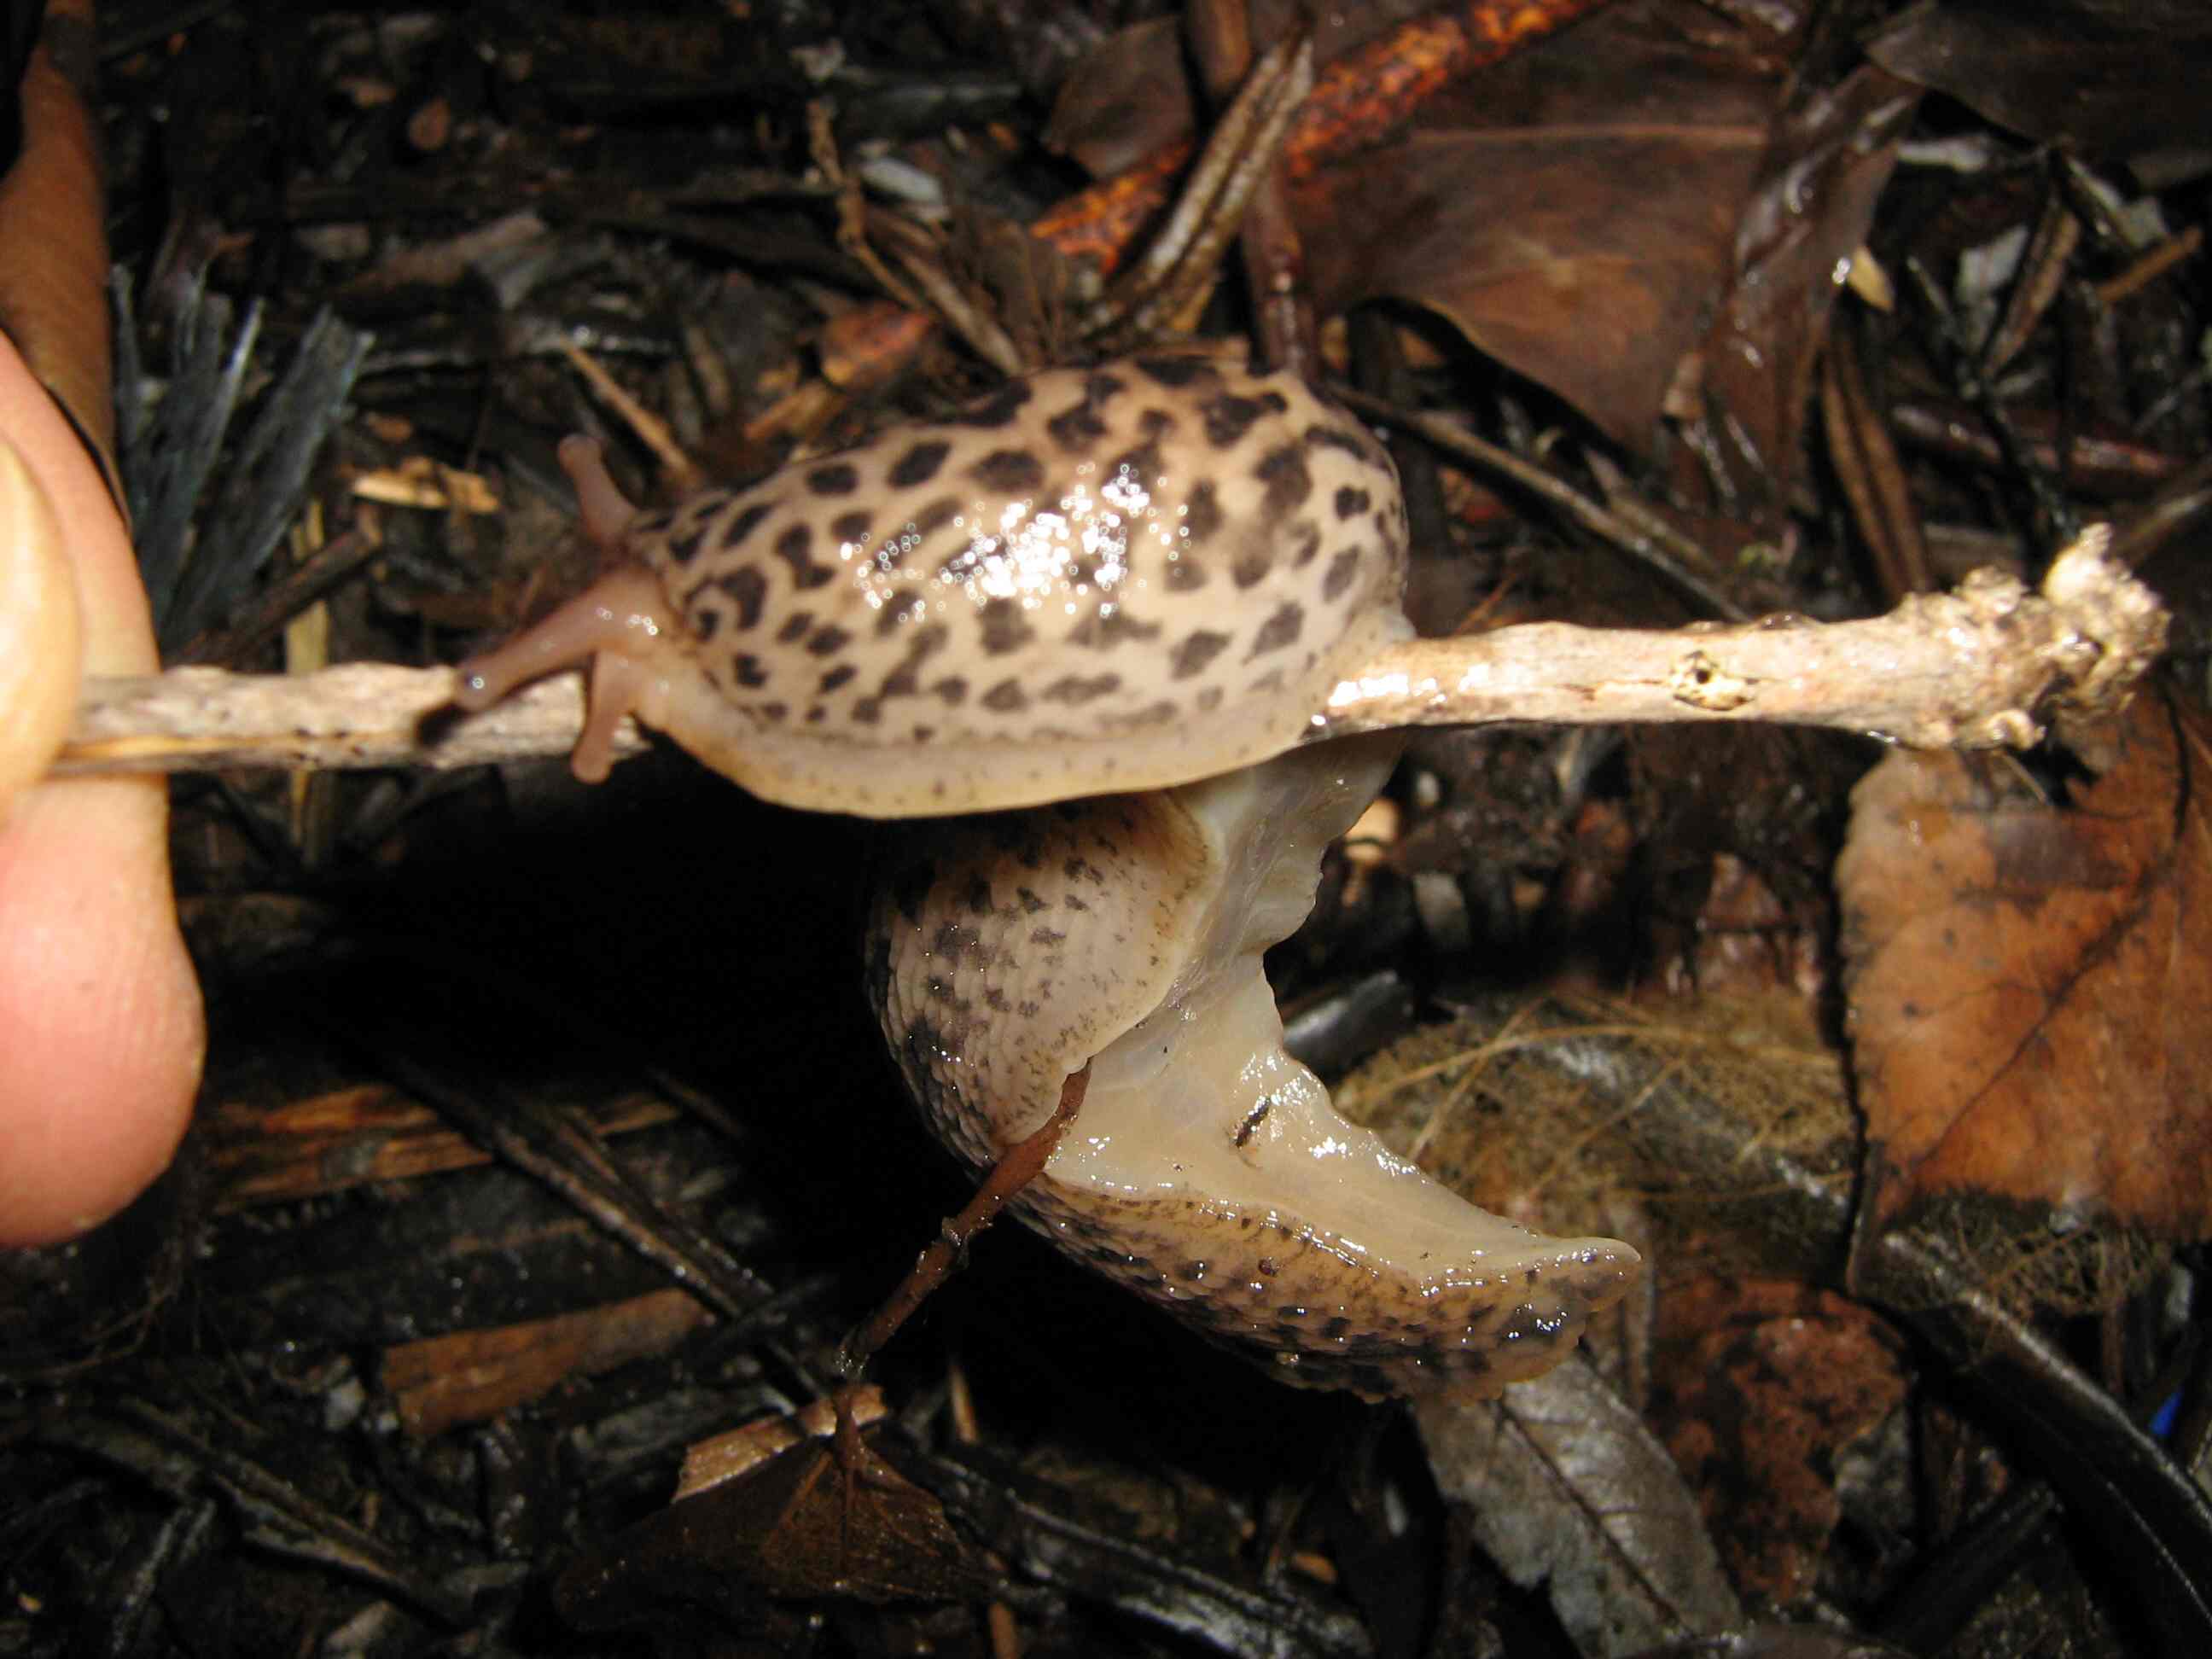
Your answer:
(1652, 1277), (1908, 1606)
(1838, 695), (2212, 1238)
(382, 1289), (712, 1438)
(0, 0), (119, 504)
(1029, 0), (1613, 279)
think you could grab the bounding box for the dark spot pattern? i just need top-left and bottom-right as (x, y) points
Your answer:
(1247, 603), (1303, 659)
(775, 612), (812, 643)
(876, 591), (925, 635)
(948, 380), (1035, 428)
(760, 701), (787, 722)
(732, 654), (770, 688)
(714, 568), (767, 630)
(1305, 422), (1376, 462)
(1185, 480), (1221, 544)
(806, 463), (859, 495)
(1135, 356), (1213, 388)
(978, 598), (1035, 656)
(970, 449), (1047, 495)
(1109, 438), (1164, 492)
(1202, 393), (1266, 448)
(693, 611), (720, 643)
(1231, 542), (1272, 589)
(772, 523), (835, 589)
(1288, 521), (1321, 568)
(806, 625), (852, 656)
(1064, 608), (1161, 649)
(1040, 672), (1120, 706)
(930, 676), (968, 706)
(831, 510), (871, 546)
(1322, 548), (1362, 601)
(888, 440), (950, 487)
(851, 622), (948, 725)
(1334, 485), (1371, 521)
(1254, 444), (1313, 515)
(907, 496), (962, 540)
(719, 501), (774, 550)
(1172, 631), (1230, 678)
(664, 527), (704, 566)
(981, 678), (1028, 713)
(1045, 371), (1126, 452)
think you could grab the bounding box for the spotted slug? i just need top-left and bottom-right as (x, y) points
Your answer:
(457, 354), (1640, 1399)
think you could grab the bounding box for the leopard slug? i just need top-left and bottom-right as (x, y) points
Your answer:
(457, 354), (1639, 1398)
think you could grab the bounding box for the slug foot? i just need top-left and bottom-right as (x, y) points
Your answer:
(871, 735), (1642, 1402)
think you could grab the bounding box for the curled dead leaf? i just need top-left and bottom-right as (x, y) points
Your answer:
(1839, 695), (2212, 1239)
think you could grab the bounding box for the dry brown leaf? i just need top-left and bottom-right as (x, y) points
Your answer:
(1838, 694), (2212, 1238)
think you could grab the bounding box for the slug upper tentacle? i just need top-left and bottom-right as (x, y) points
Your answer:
(458, 353), (1641, 1399)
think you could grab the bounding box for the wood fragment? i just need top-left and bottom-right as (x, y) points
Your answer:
(385, 1289), (715, 1438)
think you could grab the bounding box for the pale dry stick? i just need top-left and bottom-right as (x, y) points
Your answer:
(49, 528), (2167, 783)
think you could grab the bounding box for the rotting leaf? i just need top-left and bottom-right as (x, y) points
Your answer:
(1867, 1), (2212, 166)
(1650, 1277), (1909, 1609)
(1296, 0), (1779, 451)
(1682, 62), (1920, 527)
(1838, 694), (2212, 1239)
(556, 1424), (1000, 1628)
(1414, 1358), (1743, 1655)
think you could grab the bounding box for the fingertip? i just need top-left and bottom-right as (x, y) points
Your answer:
(0, 777), (206, 1246)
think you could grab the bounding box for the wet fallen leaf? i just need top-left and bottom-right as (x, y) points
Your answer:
(1684, 61), (1919, 523)
(1837, 695), (2212, 1237)
(556, 1425), (999, 1627)
(1868, 0), (2212, 165)
(1415, 1358), (1743, 1653)
(1297, 0), (1779, 451)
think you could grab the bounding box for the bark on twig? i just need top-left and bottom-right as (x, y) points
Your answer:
(51, 531), (2167, 784)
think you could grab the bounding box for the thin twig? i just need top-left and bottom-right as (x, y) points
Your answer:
(49, 529), (2167, 791)
(1333, 386), (1752, 620)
